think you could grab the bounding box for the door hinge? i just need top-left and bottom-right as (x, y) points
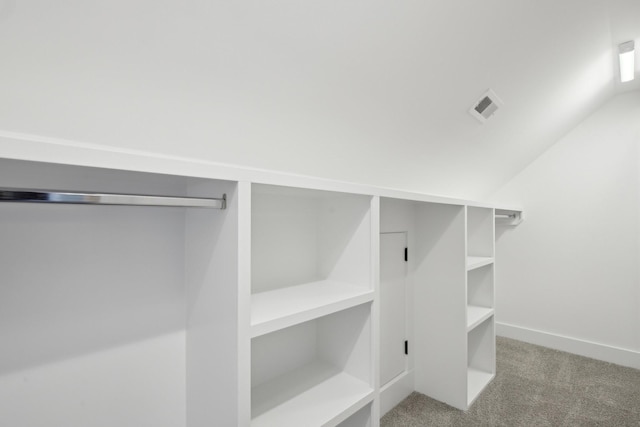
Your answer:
(404, 247), (408, 262)
(404, 340), (408, 355)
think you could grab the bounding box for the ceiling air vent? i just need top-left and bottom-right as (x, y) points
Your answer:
(469, 89), (503, 123)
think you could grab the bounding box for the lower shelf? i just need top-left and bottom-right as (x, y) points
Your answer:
(466, 306), (494, 331)
(467, 256), (494, 271)
(467, 368), (494, 406)
(252, 360), (374, 427)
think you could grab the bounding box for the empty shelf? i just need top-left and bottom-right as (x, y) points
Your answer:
(251, 280), (373, 338)
(252, 361), (374, 427)
(467, 256), (493, 271)
(466, 306), (494, 332)
(467, 368), (494, 406)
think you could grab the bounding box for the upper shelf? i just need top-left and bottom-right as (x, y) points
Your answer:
(0, 188), (226, 209)
(251, 280), (374, 338)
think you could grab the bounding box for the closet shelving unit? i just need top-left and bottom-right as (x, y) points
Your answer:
(465, 206), (496, 408)
(406, 203), (496, 411)
(0, 136), (520, 426)
(248, 184), (378, 427)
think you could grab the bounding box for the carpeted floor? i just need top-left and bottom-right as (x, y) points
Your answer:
(381, 337), (640, 426)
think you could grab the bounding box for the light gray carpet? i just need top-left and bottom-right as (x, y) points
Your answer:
(381, 337), (640, 426)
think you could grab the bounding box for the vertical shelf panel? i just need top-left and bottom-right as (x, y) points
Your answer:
(413, 202), (467, 410)
(237, 181), (253, 427)
(186, 179), (242, 427)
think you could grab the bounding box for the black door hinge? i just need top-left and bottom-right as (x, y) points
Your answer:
(404, 340), (408, 355)
(404, 247), (408, 262)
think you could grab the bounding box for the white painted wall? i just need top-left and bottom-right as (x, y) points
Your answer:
(0, 332), (186, 427)
(0, 0), (619, 199)
(490, 91), (640, 365)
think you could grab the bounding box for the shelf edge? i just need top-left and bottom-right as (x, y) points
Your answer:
(466, 257), (494, 271)
(251, 291), (374, 338)
(466, 308), (494, 332)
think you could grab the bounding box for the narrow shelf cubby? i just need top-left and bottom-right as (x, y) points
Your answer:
(467, 317), (495, 406)
(466, 264), (494, 331)
(251, 304), (374, 427)
(466, 206), (494, 260)
(465, 206), (495, 408)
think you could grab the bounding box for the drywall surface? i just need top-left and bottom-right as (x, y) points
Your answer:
(0, 0), (617, 199)
(490, 91), (640, 356)
(0, 332), (186, 427)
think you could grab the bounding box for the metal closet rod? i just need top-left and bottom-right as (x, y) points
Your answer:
(0, 188), (226, 209)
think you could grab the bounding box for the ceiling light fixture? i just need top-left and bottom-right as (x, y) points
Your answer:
(619, 40), (635, 83)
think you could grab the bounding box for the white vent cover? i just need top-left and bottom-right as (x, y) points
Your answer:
(469, 89), (503, 123)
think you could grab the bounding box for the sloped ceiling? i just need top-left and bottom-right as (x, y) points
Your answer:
(0, 0), (638, 199)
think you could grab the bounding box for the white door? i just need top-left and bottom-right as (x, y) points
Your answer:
(380, 232), (408, 386)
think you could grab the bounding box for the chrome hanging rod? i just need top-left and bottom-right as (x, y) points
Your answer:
(495, 213), (517, 219)
(494, 208), (523, 225)
(0, 188), (226, 209)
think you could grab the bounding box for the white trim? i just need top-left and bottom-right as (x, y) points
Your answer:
(496, 322), (640, 369)
(379, 370), (414, 417)
(0, 130), (521, 211)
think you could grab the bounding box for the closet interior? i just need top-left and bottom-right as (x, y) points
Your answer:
(0, 155), (517, 427)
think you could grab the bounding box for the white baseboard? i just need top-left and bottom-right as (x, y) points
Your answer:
(496, 322), (640, 370)
(380, 370), (414, 417)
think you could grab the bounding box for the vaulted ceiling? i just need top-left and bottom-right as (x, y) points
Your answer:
(0, 0), (638, 199)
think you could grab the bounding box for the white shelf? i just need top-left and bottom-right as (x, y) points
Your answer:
(251, 280), (374, 338)
(467, 368), (494, 406)
(251, 360), (374, 427)
(466, 306), (494, 332)
(466, 256), (494, 271)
